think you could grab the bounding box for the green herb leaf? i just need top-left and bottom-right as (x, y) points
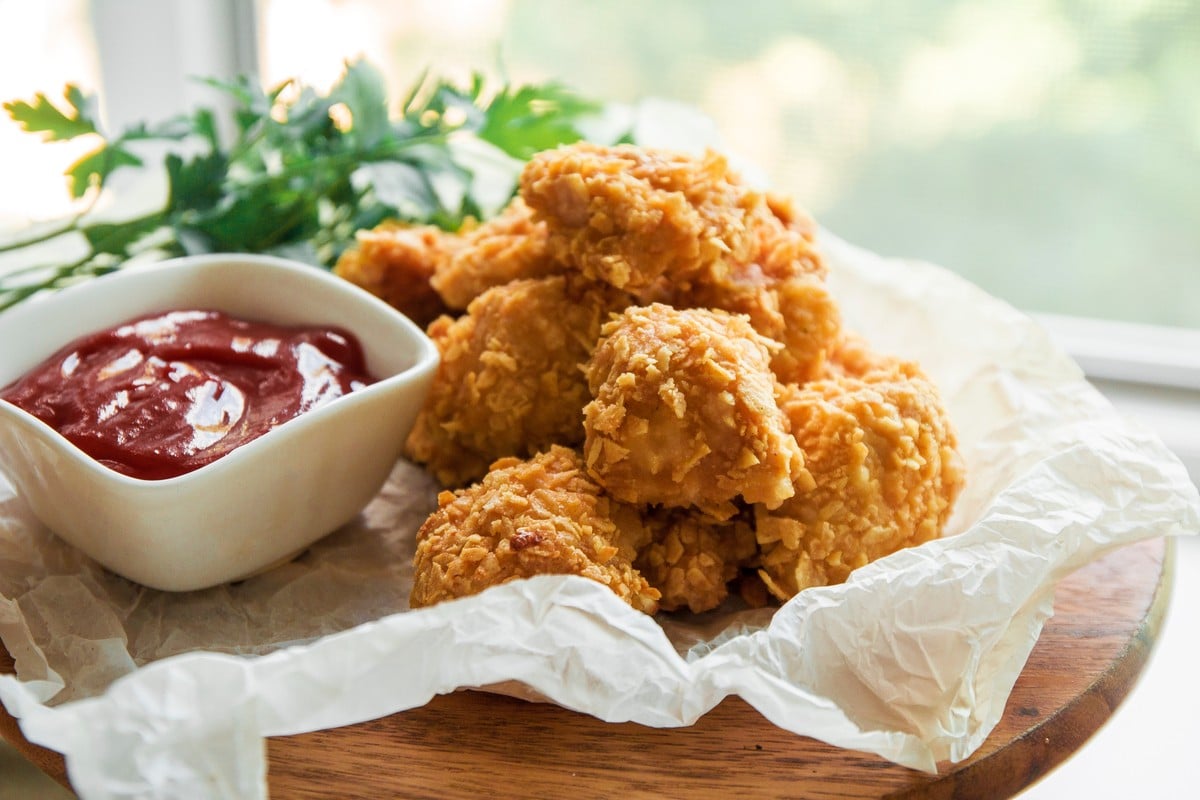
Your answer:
(2, 85), (99, 141)
(165, 151), (227, 213)
(328, 59), (390, 148)
(479, 83), (600, 159)
(81, 214), (164, 256)
(66, 145), (143, 198)
(0, 60), (624, 310)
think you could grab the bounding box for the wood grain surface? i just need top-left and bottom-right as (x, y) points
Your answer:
(0, 537), (1173, 800)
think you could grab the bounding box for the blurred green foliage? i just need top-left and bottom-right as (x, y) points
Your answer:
(465, 0), (1199, 325)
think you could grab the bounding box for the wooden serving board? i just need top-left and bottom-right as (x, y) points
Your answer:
(1, 537), (1172, 799)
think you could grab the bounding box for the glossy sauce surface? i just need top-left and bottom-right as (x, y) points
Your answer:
(0, 309), (376, 479)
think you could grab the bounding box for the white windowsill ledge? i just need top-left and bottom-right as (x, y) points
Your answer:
(1036, 312), (1200, 392)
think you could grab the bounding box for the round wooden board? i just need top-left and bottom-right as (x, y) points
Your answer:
(0, 537), (1173, 799)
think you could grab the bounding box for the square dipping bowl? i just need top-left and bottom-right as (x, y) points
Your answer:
(0, 254), (439, 591)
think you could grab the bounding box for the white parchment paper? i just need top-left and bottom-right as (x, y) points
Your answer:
(1, 232), (1197, 799)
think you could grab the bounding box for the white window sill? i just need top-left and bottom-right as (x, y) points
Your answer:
(1036, 312), (1200, 391)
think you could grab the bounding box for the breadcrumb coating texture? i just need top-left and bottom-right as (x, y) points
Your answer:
(380, 143), (967, 617)
(755, 363), (965, 600)
(410, 446), (660, 614)
(520, 143), (761, 292)
(641, 190), (840, 384)
(333, 223), (454, 328)
(769, 275), (843, 384)
(430, 197), (565, 310)
(632, 509), (757, 613)
(759, 191), (825, 278)
(405, 275), (631, 486)
(583, 303), (809, 520)
(823, 331), (902, 379)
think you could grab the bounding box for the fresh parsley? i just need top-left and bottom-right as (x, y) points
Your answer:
(0, 61), (613, 310)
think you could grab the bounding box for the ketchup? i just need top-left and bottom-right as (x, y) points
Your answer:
(0, 309), (377, 480)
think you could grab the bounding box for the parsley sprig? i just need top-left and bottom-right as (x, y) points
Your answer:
(0, 61), (610, 310)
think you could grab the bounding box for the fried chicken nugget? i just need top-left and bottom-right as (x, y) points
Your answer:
(410, 446), (660, 614)
(406, 275), (631, 487)
(630, 508), (757, 614)
(583, 303), (809, 520)
(755, 363), (965, 600)
(520, 143), (761, 292)
(333, 222), (455, 328)
(430, 197), (565, 310)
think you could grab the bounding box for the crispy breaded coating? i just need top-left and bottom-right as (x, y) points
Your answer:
(406, 275), (631, 487)
(410, 446), (660, 614)
(631, 508), (757, 613)
(754, 196), (840, 382)
(650, 267), (841, 385)
(759, 191), (825, 279)
(755, 364), (965, 600)
(734, 570), (774, 609)
(520, 143), (761, 292)
(385, 142), (967, 620)
(430, 197), (565, 310)
(583, 303), (809, 520)
(823, 331), (901, 379)
(642, 196), (840, 383)
(333, 222), (455, 328)
(770, 275), (842, 383)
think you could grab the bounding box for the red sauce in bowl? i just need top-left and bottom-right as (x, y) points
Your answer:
(0, 309), (376, 480)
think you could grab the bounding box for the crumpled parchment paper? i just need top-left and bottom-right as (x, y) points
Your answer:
(1, 231), (1197, 800)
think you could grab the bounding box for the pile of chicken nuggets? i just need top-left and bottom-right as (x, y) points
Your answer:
(335, 143), (965, 615)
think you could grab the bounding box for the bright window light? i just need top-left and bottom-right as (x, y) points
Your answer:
(3, 0), (1197, 330)
(0, 0), (100, 228)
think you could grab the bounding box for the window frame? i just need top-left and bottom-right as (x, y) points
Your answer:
(90, 0), (259, 132)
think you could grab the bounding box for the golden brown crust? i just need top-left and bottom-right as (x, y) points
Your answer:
(583, 303), (809, 519)
(405, 275), (632, 487)
(410, 446), (660, 614)
(520, 143), (761, 292)
(823, 331), (902, 379)
(333, 223), (455, 328)
(769, 275), (842, 384)
(393, 143), (967, 616)
(758, 191), (825, 279)
(430, 197), (566, 310)
(755, 364), (966, 600)
(639, 193), (840, 384)
(734, 570), (774, 609)
(631, 509), (757, 614)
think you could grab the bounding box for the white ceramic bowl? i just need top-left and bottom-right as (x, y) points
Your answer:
(0, 254), (438, 591)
